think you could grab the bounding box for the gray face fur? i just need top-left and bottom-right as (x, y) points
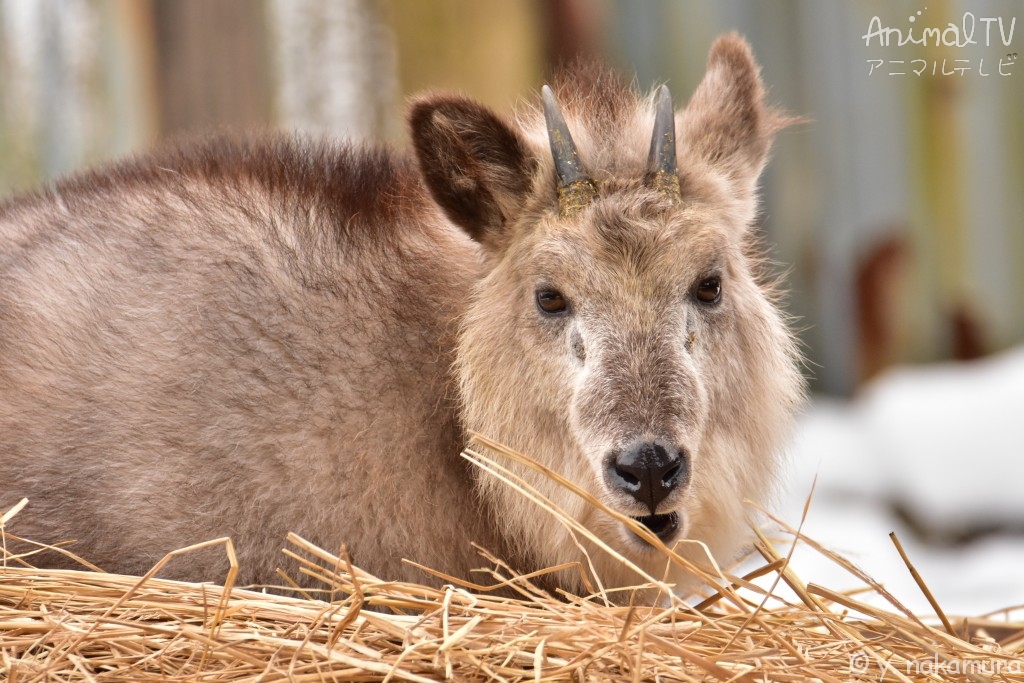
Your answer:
(0, 33), (803, 598)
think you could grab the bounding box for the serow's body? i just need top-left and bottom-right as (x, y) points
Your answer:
(0, 35), (803, 595)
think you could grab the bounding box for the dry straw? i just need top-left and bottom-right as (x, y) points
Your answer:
(2, 437), (1022, 681)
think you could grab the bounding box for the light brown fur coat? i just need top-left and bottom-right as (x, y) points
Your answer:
(0, 35), (803, 594)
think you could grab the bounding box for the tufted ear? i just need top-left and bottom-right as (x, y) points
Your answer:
(679, 33), (798, 197)
(410, 96), (538, 248)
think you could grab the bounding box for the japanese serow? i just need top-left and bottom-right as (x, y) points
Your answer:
(0, 34), (803, 595)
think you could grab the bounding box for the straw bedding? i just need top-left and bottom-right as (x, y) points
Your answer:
(2, 441), (1022, 682)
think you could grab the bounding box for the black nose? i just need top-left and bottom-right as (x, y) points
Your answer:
(606, 439), (688, 513)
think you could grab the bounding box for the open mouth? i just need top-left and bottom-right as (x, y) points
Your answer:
(630, 511), (680, 542)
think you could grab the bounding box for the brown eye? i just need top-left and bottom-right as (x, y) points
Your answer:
(536, 289), (568, 315)
(695, 277), (722, 304)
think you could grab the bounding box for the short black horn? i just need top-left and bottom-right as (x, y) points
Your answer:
(542, 85), (598, 218)
(645, 85), (682, 204)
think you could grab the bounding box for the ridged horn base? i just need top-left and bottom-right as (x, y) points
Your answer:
(557, 178), (599, 218)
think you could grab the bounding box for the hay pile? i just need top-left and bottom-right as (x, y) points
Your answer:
(2, 442), (1023, 681)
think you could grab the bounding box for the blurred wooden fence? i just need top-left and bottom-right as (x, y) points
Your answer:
(0, 0), (407, 194)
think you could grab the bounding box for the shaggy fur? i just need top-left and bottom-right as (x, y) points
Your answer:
(0, 34), (803, 595)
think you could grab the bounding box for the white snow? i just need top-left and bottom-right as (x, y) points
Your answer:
(775, 346), (1024, 617)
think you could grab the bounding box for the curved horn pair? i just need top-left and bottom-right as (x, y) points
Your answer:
(542, 84), (681, 218)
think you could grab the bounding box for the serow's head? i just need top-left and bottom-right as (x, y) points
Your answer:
(411, 34), (805, 595)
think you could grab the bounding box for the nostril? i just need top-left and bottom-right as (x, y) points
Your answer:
(615, 467), (640, 487)
(661, 463), (680, 487)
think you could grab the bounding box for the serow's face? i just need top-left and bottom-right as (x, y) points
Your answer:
(412, 34), (805, 592)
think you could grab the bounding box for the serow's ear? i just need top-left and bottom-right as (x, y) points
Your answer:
(410, 96), (537, 247)
(679, 33), (799, 196)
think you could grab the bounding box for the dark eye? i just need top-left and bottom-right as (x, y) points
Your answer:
(536, 289), (568, 315)
(695, 277), (722, 304)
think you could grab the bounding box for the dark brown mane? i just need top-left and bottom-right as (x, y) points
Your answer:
(6, 134), (431, 243)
